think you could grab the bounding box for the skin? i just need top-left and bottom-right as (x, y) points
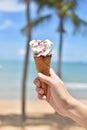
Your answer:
(34, 68), (87, 129)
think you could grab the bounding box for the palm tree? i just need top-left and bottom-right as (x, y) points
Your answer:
(20, 0), (52, 121)
(19, 0), (31, 121)
(34, 0), (87, 78)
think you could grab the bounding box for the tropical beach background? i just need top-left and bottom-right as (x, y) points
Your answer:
(0, 0), (87, 130)
(0, 61), (87, 101)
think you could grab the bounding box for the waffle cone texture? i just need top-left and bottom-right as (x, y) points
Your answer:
(34, 56), (51, 95)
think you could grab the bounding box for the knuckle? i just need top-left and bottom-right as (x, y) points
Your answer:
(38, 94), (42, 99)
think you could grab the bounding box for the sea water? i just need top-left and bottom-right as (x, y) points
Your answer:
(0, 60), (87, 101)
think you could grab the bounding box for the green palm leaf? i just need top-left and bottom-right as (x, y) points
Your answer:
(66, 12), (87, 33)
(31, 14), (52, 27)
(21, 14), (52, 34)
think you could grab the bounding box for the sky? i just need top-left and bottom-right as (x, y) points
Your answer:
(0, 0), (87, 62)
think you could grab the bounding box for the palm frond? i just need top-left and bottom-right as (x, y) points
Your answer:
(21, 14), (52, 34)
(68, 13), (87, 26)
(58, 0), (78, 18)
(21, 25), (27, 35)
(66, 12), (87, 33)
(34, 0), (59, 12)
(69, 13), (80, 27)
(31, 14), (52, 27)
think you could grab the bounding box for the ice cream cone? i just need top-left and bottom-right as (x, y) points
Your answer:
(34, 56), (51, 95)
(29, 39), (53, 95)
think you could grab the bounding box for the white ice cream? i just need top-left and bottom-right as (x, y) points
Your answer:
(29, 39), (52, 57)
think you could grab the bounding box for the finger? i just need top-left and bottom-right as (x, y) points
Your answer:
(46, 87), (50, 102)
(50, 68), (57, 78)
(38, 73), (53, 86)
(36, 87), (44, 95)
(50, 68), (63, 83)
(33, 78), (41, 87)
(38, 94), (46, 100)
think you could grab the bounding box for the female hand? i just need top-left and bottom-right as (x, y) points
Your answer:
(34, 68), (73, 117)
(34, 68), (87, 128)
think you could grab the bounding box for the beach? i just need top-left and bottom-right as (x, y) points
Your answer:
(0, 60), (87, 129)
(0, 100), (87, 130)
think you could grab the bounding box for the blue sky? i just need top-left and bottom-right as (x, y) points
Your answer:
(0, 0), (87, 62)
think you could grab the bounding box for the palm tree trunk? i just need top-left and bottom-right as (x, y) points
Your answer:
(22, 0), (31, 121)
(58, 17), (64, 79)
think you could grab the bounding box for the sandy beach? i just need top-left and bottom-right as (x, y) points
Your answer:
(0, 100), (86, 130)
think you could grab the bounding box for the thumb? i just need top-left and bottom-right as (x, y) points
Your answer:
(38, 73), (53, 86)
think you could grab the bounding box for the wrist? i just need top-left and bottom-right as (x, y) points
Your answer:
(65, 97), (87, 128)
(65, 96), (77, 117)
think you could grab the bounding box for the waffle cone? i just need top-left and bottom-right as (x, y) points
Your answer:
(34, 56), (51, 95)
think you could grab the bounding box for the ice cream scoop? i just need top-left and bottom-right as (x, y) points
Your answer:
(29, 39), (52, 57)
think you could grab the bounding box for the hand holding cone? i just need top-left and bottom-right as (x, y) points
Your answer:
(29, 39), (53, 95)
(34, 56), (51, 95)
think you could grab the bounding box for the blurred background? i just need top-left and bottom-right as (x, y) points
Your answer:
(0, 0), (87, 130)
(0, 0), (87, 100)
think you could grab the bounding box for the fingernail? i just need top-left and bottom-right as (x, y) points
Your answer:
(34, 80), (40, 86)
(43, 95), (46, 99)
(39, 90), (44, 94)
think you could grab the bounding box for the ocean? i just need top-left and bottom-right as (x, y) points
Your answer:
(0, 60), (87, 101)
